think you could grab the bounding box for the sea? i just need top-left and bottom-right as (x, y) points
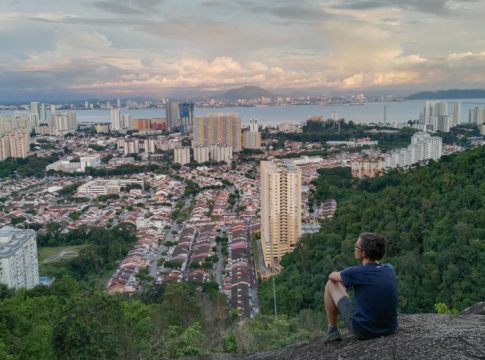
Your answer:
(2, 99), (485, 126)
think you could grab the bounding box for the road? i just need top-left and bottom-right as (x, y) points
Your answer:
(246, 220), (260, 317)
(214, 242), (224, 287)
(148, 221), (180, 279)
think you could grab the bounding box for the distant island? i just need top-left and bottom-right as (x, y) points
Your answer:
(217, 85), (274, 101)
(407, 89), (485, 100)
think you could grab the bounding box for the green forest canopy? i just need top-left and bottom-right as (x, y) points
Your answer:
(259, 146), (485, 316)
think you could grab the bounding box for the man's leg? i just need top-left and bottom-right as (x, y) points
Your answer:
(323, 280), (349, 343)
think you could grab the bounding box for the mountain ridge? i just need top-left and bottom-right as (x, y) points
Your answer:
(216, 86), (274, 101)
(407, 89), (485, 100)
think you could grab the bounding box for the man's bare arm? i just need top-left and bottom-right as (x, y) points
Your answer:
(328, 271), (342, 283)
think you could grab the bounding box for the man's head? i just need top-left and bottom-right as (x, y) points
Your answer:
(354, 232), (387, 262)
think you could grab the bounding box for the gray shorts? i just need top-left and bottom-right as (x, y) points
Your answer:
(337, 296), (357, 336)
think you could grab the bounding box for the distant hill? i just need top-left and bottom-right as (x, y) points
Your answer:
(217, 86), (274, 101)
(407, 89), (485, 100)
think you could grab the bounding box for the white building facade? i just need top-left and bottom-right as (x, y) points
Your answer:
(0, 226), (39, 289)
(384, 132), (442, 168)
(193, 145), (210, 163)
(174, 146), (191, 165)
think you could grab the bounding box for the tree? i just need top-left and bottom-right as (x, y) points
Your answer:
(68, 211), (80, 221)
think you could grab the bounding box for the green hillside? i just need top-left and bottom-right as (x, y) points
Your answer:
(259, 147), (485, 316)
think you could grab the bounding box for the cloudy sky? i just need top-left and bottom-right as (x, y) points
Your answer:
(1, 0), (485, 101)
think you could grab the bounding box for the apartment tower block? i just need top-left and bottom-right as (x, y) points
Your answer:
(260, 159), (302, 269)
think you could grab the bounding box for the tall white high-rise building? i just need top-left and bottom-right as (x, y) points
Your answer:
(209, 144), (233, 163)
(0, 131), (30, 161)
(117, 98), (121, 108)
(260, 159), (302, 269)
(174, 146), (190, 165)
(193, 145), (210, 163)
(0, 226), (39, 289)
(243, 118), (261, 149)
(452, 102), (461, 126)
(469, 107), (485, 125)
(144, 139), (156, 154)
(421, 101), (448, 130)
(436, 115), (451, 133)
(121, 114), (133, 130)
(30, 102), (41, 127)
(111, 108), (122, 131)
(40, 103), (47, 124)
(331, 111), (337, 121)
(52, 112), (77, 135)
(166, 101), (180, 132)
(123, 138), (139, 156)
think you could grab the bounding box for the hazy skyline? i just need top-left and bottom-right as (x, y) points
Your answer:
(1, 0), (485, 101)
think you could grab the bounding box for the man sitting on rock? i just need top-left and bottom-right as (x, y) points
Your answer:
(323, 232), (398, 342)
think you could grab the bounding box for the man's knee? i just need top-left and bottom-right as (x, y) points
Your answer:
(324, 279), (334, 294)
(325, 280), (347, 303)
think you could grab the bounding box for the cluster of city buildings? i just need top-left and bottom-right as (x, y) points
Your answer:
(351, 132), (443, 178)
(415, 101), (485, 134)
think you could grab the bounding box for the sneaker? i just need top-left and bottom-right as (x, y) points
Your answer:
(323, 330), (342, 344)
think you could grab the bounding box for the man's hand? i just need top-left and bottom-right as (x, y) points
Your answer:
(328, 271), (342, 283)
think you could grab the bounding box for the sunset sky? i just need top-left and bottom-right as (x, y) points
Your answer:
(1, 0), (485, 100)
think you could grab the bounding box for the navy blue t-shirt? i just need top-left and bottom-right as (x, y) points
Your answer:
(340, 263), (398, 338)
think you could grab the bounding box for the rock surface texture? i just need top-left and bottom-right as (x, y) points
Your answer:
(186, 313), (485, 360)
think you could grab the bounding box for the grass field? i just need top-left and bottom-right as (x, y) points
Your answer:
(38, 245), (86, 264)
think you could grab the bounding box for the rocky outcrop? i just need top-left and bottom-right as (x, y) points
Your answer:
(187, 313), (485, 360)
(460, 302), (485, 316)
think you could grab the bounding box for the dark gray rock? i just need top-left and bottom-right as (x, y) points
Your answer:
(460, 302), (485, 316)
(185, 314), (485, 360)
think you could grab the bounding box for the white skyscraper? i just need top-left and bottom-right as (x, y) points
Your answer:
(0, 226), (39, 289)
(123, 138), (139, 156)
(420, 101), (450, 131)
(209, 144), (233, 163)
(144, 138), (156, 154)
(469, 107), (485, 125)
(30, 102), (41, 127)
(53, 112), (77, 135)
(166, 101), (180, 132)
(111, 108), (122, 131)
(121, 114), (133, 130)
(243, 118), (262, 149)
(193, 145), (210, 163)
(452, 102), (461, 126)
(174, 146), (190, 165)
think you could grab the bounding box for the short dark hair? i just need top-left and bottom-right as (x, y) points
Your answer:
(359, 233), (387, 261)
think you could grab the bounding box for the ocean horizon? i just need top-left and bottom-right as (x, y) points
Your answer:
(2, 99), (485, 126)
